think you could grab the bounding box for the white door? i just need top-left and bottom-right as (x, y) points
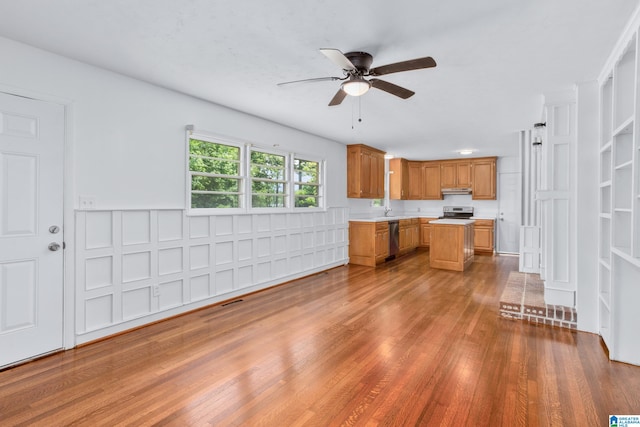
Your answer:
(0, 92), (64, 368)
(497, 172), (520, 253)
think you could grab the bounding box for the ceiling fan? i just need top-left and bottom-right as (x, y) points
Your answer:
(278, 48), (437, 106)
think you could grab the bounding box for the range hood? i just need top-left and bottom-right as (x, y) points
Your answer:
(441, 187), (472, 195)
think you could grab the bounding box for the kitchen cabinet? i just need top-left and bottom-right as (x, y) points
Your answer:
(347, 144), (386, 199)
(440, 160), (471, 188)
(399, 218), (420, 255)
(407, 161), (424, 199)
(419, 217), (438, 247)
(471, 157), (497, 200)
(430, 220), (475, 271)
(374, 223), (389, 264)
(389, 158), (409, 199)
(423, 161), (442, 199)
(349, 221), (388, 267)
(407, 161), (442, 200)
(473, 219), (495, 254)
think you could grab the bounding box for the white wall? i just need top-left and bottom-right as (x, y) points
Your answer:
(0, 36), (349, 345)
(0, 37), (347, 210)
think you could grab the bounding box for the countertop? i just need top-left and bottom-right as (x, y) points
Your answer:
(349, 215), (495, 223)
(429, 219), (476, 225)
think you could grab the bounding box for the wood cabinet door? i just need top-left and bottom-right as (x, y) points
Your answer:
(407, 161), (424, 199)
(420, 224), (431, 246)
(440, 162), (456, 188)
(472, 159), (496, 200)
(411, 224), (419, 248)
(361, 149), (372, 198)
(346, 146), (360, 198)
(372, 152), (385, 198)
(474, 227), (494, 251)
(457, 161), (471, 187)
(375, 229), (389, 259)
(423, 162), (442, 199)
(389, 158), (409, 200)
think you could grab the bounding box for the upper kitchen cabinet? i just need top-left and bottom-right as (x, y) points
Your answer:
(440, 160), (471, 189)
(471, 157), (497, 200)
(389, 158), (409, 199)
(423, 161), (443, 199)
(347, 144), (385, 199)
(407, 161), (442, 200)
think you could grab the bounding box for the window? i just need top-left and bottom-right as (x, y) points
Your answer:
(250, 149), (288, 208)
(187, 131), (324, 213)
(188, 137), (243, 209)
(293, 158), (321, 208)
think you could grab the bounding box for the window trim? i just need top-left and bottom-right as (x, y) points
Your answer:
(247, 145), (290, 213)
(186, 131), (246, 216)
(185, 130), (327, 215)
(292, 154), (325, 211)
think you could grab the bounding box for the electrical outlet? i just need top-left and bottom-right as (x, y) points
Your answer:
(79, 196), (96, 210)
(152, 285), (160, 297)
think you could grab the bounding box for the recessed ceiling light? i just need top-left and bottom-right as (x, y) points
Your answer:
(458, 150), (473, 155)
(384, 154), (395, 159)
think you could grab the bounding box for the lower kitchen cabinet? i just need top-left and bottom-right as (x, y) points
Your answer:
(419, 217), (438, 247)
(473, 219), (495, 254)
(349, 221), (388, 267)
(399, 219), (420, 255)
(430, 221), (475, 271)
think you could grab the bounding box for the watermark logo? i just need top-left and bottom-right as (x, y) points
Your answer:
(610, 415), (640, 427)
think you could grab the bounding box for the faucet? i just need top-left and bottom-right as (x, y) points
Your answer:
(384, 206), (392, 217)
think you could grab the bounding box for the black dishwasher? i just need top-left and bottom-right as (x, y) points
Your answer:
(388, 220), (399, 259)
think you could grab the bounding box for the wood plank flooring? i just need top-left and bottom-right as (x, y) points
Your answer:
(1, 251), (639, 426)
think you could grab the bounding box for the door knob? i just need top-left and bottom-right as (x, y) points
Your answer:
(48, 242), (61, 251)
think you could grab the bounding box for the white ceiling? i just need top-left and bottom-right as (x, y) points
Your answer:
(1, 1), (637, 159)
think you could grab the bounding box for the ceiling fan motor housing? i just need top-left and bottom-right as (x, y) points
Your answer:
(344, 52), (373, 73)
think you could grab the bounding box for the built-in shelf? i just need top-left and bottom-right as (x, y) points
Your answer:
(614, 160), (633, 170)
(613, 116), (634, 136)
(598, 30), (640, 364)
(613, 40), (636, 129)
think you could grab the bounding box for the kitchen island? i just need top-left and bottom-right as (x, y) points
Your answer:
(429, 219), (475, 271)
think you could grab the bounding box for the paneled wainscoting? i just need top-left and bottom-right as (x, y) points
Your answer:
(75, 208), (349, 343)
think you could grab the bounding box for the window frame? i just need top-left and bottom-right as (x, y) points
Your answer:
(185, 131), (326, 215)
(247, 145), (290, 213)
(186, 132), (246, 216)
(292, 154), (325, 211)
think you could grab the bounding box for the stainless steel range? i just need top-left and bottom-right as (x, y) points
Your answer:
(440, 206), (474, 219)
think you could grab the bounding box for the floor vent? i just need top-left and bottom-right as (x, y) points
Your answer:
(221, 299), (244, 307)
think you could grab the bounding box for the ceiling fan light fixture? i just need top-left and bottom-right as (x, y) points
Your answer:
(341, 77), (371, 96)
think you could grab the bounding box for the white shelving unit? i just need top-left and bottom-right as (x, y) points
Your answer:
(598, 33), (640, 365)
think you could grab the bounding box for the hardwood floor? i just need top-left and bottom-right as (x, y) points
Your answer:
(1, 251), (639, 426)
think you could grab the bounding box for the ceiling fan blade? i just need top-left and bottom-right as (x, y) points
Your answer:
(328, 89), (347, 106)
(320, 48), (356, 71)
(369, 56), (436, 76)
(278, 76), (342, 86)
(370, 79), (415, 99)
